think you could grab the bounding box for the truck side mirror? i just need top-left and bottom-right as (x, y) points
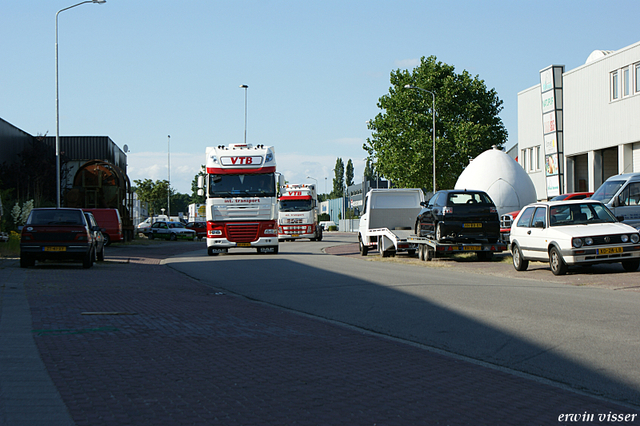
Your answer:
(197, 175), (204, 196)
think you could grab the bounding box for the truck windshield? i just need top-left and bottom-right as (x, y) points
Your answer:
(591, 180), (625, 204)
(208, 173), (275, 198)
(279, 199), (313, 212)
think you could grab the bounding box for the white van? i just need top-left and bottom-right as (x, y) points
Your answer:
(591, 172), (640, 229)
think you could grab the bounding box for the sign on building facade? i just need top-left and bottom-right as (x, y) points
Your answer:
(540, 65), (565, 198)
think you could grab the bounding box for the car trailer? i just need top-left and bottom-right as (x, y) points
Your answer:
(362, 227), (417, 257)
(406, 235), (507, 261)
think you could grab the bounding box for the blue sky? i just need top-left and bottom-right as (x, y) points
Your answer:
(2, 1), (639, 195)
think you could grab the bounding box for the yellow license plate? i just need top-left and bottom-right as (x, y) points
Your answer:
(597, 247), (623, 255)
(237, 242), (251, 247)
(291, 234), (299, 237)
(463, 223), (482, 228)
(44, 246), (66, 252)
(464, 246), (482, 251)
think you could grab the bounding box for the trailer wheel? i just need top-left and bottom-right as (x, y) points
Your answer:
(418, 245), (425, 261)
(425, 247), (433, 261)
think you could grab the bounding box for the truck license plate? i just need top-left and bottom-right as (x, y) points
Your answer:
(237, 243), (251, 247)
(463, 223), (482, 228)
(597, 247), (623, 255)
(44, 246), (66, 252)
(291, 234), (299, 237)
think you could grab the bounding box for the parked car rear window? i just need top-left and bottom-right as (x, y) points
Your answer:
(28, 210), (84, 225)
(447, 192), (493, 205)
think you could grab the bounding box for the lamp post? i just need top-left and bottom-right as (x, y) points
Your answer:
(56, 0), (106, 208)
(167, 135), (171, 216)
(404, 84), (436, 194)
(239, 85), (248, 144)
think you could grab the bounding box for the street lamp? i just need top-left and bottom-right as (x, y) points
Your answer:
(306, 176), (318, 186)
(239, 85), (248, 144)
(55, 0), (106, 208)
(404, 84), (436, 194)
(167, 135), (171, 216)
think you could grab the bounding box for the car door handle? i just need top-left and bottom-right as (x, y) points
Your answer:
(527, 230), (532, 235)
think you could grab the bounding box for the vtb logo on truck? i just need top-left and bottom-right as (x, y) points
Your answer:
(221, 156), (263, 166)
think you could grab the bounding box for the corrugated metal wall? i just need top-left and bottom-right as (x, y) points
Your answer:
(44, 136), (127, 172)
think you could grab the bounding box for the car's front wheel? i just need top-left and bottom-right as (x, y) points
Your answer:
(512, 244), (528, 271)
(622, 259), (640, 272)
(549, 246), (568, 275)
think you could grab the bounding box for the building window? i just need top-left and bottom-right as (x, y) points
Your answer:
(612, 70), (619, 100)
(528, 148), (534, 172)
(535, 146), (541, 171)
(624, 67), (630, 97)
(636, 63), (640, 94)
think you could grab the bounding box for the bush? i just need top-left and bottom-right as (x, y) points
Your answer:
(328, 225), (338, 231)
(0, 231), (20, 258)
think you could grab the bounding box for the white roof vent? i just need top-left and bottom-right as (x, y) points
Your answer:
(585, 50), (614, 64)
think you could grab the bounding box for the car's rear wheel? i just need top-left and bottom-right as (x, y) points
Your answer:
(82, 248), (94, 269)
(622, 259), (640, 272)
(549, 246), (568, 275)
(170, 233), (177, 241)
(103, 233), (111, 246)
(20, 254), (35, 268)
(512, 244), (528, 271)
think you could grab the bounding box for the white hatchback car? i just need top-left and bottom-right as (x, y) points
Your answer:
(510, 200), (640, 275)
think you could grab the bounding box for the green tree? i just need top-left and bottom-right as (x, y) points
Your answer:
(363, 158), (375, 182)
(345, 159), (354, 188)
(331, 158), (345, 198)
(133, 179), (172, 216)
(190, 165), (206, 204)
(364, 56), (508, 191)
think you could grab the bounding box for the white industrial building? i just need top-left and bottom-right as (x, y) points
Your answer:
(518, 40), (640, 200)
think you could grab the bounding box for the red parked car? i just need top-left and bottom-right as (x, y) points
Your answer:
(185, 221), (207, 241)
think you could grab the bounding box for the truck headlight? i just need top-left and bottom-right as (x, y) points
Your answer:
(264, 229), (277, 235)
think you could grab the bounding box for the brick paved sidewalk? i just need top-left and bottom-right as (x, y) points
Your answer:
(17, 242), (639, 425)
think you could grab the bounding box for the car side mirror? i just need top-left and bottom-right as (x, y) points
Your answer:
(534, 220), (545, 228)
(420, 201), (427, 207)
(616, 216), (625, 222)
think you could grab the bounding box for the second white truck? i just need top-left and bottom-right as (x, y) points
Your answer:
(278, 183), (322, 241)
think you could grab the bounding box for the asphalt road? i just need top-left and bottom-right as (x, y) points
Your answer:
(166, 233), (640, 407)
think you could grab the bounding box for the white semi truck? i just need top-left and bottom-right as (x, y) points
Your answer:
(278, 183), (322, 241)
(198, 143), (281, 255)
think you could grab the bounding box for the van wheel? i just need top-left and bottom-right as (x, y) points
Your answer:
(103, 233), (111, 246)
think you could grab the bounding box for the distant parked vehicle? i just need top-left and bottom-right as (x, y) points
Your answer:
(148, 221), (196, 241)
(82, 208), (123, 246)
(185, 221), (207, 241)
(83, 211), (106, 261)
(590, 173), (640, 229)
(20, 208), (96, 268)
(416, 190), (499, 243)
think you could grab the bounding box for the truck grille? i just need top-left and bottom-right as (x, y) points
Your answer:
(226, 224), (259, 243)
(500, 214), (515, 229)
